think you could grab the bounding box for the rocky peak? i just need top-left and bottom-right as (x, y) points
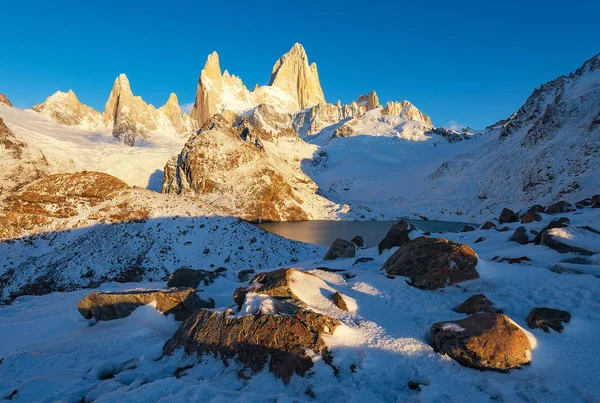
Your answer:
(159, 93), (187, 133)
(0, 93), (12, 107)
(383, 100), (433, 127)
(269, 43), (325, 109)
(357, 91), (379, 111)
(32, 89), (102, 127)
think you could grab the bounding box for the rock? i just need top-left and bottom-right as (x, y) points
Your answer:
(526, 307), (571, 332)
(551, 264), (584, 275)
(167, 268), (221, 288)
(331, 291), (348, 311)
(356, 91), (380, 111)
(233, 268), (316, 307)
(461, 225), (476, 232)
(581, 225), (600, 235)
(592, 194), (600, 208)
(520, 210), (542, 224)
(378, 220), (415, 254)
(77, 288), (212, 321)
(576, 198), (592, 207)
(496, 226), (511, 232)
(508, 226), (529, 245)
(351, 236), (365, 248)
(238, 269), (256, 282)
(32, 90), (103, 127)
(430, 313), (531, 372)
(545, 201), (574, 214)
(533, 217), (570, 244)
(498, 208), (519, 224)
(381, 237), (479, 290)
(383, 101), (433, 128)
(163, 308), (339, 382)
(352, 257), (374, 266)
(324, 238), (356, 260)
(540, 228), (595, 255)
(0, 93), (12, 107)
(480, 221), (496, 230)
(474, 237), (486, 243)
(561, 257), (593, 265)
(454, 294), (500, 315)
(491, 256), (531, 264)
(268, 43), (325, 109)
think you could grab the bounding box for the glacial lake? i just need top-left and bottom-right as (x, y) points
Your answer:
(257, 219), (474, 247)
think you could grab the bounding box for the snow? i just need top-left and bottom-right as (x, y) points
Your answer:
(2, 208), (599, 402)
(547, 226), (600, 253)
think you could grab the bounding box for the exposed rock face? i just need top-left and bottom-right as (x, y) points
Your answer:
(32, 90), (103, 127)
(0, 93), (11, 106)
(454, 294), (500, 315)
(167, 268), (222, 289)
(163, 308), (339, 382)
(77, 288), (211, 321)
(430, 313), (532, 372)
(382, 237), (479, 290)
(268, 43), (325, 109)
(161, 116), (317, 222)
(499, 208), (519, 224)
(159, 93), (192, 134)
(509, 226), (529, 245)
(378, 220), (415, 254)
(323, 238), (356, 260)
(545, 201), (574, 214)
(526, 307), (571, 332)
(357, 91), (380, 111)
(383, 100), (433, 128)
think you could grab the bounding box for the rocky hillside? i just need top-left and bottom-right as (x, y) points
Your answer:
(162, 116), (340, 221)
(424, 53), (600, 219)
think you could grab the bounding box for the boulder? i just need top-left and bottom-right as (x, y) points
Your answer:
(508, 226), (529, 245)
(77, 288), (212, 321)
(324, 238), (356, 260)
(480, 221), (496, 230)
(576, 198), (592, 207)
(496, 226), (510, 232)
(592, 194), (600, 208)
(233, 268), (315, 307)
(545, 201), (574, 215)
(550, 264), (584, 275)
(520, 210), (542, 224)
(526, 307), (571, 332)
(381, 237), (479, 290)
(533, 217), (570, 244)
(498, 208), (519, 224)
(378, 220), (415, 254)
(474, 237), (486, 243)
(331, 291), (349, 311)
(237, 269), (256, 282)
(351, 236), (365, 249)
(491, 256), (531, 264)
(430, 313), (531, 372)
(167, 268), (221, 288)
(461, 225), (476, 232)
(454, 294), (500, 315)
(352, 257), (374, 266)
(162, 308), (339, 382)
(540, 228), (595, 255)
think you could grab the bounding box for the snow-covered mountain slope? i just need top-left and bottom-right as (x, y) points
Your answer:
(421, 53), (600, 220)
(0, 104), (185, 190)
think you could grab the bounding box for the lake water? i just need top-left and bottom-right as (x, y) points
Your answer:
(257, 219), (474, 247)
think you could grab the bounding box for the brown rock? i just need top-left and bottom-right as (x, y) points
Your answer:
(324, 238), (356, 260)
(474, 237), (486, 243)
(381, 237), (479, 290)
(163, 308), (339, 382)
(526, 307), (571, 332)
(167, 268), (220, 288)
(498, 208), (519, 224)
(592, 194), (600, 208)
(508, 226), (529, 244)
(521, 210), (542, 224)
(77, 288), (212, 321)
(232, 268), (316, 307)
(430, 313), (531, 372)
(461, 225), (476, 232)
(237, 269), (256, 282)
(351, 235), (365, 248)
(0, 93), (12, 107)
(332, 291), (349, 311)
(378, 220), (415, 254)
(480, 221), (496, 230)
(454, 294), (500, 315)
(545, 201), (574, 214)
(533, 217), (570, 244)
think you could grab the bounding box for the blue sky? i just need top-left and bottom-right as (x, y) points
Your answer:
(1, 0), (598, 129)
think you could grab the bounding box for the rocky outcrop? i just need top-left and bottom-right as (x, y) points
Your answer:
(454, 294), (500, 315)
(383, 100), (433, 128)
(32, 90), (102, 127)
(77, 288), (211, 321)
(540, 226), (596, 255)
(430, 313), (532, 372)
(161, 116), (316, 222)
(163, 308), (339, 382)
(0, 93), (12, 106)
(381, 237), (479, 290)
(357, 91), (379, 111)
(268, 43), (325, 109)
(378, 220), (415, 254)
(526, 307), (571, 332)
(167, 268), (223, 288)
(323, 238), (356, 260)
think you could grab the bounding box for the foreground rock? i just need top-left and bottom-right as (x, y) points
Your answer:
(77, 288), (212, 321)
(454, 294), (500, 315)
(324, 238), (356, 260)
(526, 307), (571, 332)
(430, 313), (531, 372)
(167, 268), (222, 288)
(331, 291), (349, 311)
(381, 237), (479, 290)
(378, 220), (415, 254)
(233, 268), (313, 307)
(163, 308), (339, 382)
